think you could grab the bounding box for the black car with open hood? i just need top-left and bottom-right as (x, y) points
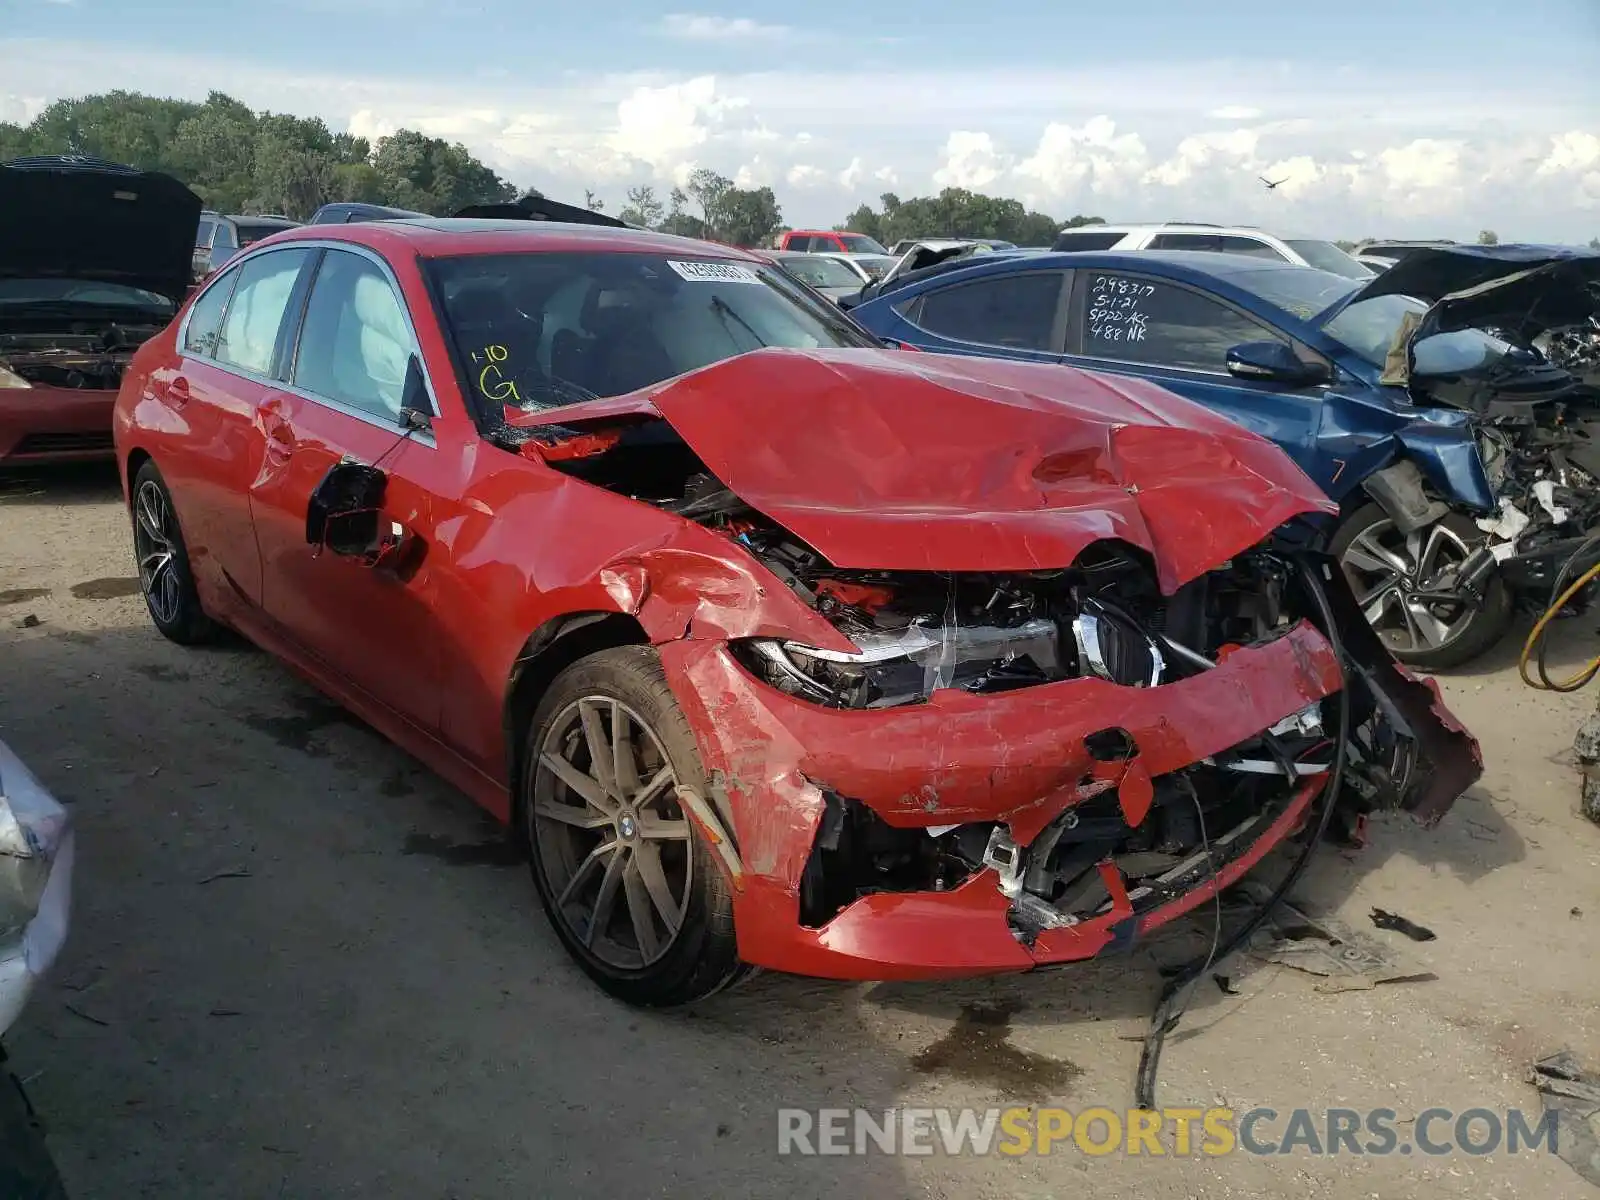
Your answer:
(0, 155), (202, 305)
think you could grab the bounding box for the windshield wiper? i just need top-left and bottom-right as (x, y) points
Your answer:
(709, 294), (765, 349)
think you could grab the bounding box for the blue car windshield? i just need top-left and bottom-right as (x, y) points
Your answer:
(1224, 265), (1522, 372)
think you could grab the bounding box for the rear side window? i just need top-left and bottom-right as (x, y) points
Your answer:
(1216, 236), (1285, 260)
(1149, 233), (1222, 251)
(1051, 230), (1125, 252)
(912, 271), (1066, 351)
(183, 269), (241, 358)
(293, 250), (418, 421)
(1077, 272), (1287, 371)
(214, 248), (311, 377)
(786, 235), (812, 251)
(212, 223), (237, 251)
(195, 217), (217, 250)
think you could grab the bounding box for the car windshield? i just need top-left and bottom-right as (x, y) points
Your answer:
(1224, 265), (1359, 322)
(852, 254), (897, 279)
(1320, 292), (1521, 373)
(838, 234), (888, 254)
(430, 251), (877, 410)
(0, 278), (174, 312)
(234, 221), (294, 246)
(781, 256), (862, 288)
(1284, 239), (1375, 280)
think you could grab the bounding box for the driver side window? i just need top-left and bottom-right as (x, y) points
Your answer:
(1076, 274), (1289, 373)
(293, 250), (420, 422)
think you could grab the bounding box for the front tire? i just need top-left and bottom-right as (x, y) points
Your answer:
(1331, 503), (1513, 670)
(521, 645), (743, 1007)
(130, 460), (218, 645)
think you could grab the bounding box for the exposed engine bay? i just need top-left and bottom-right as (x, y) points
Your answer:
(522, 419), (1426, 940)
(0, 319), (167, 391)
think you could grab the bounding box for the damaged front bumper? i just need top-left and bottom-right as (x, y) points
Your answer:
(0, 739), (74, 1038)
(661, 617), (1474, 980)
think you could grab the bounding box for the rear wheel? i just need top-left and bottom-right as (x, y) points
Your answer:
(521, 646), (742, 1006)
(1332, 503), (1512, 670)
(130, 460), (217, 645)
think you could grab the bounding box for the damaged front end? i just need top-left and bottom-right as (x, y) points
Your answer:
(507, 350), (1481, 979)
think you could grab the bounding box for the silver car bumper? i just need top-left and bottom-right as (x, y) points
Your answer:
(0, 738), (74, 1037)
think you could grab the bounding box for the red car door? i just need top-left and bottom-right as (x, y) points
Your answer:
(246, 246), (449, 735)
(153, 247), (316, 609)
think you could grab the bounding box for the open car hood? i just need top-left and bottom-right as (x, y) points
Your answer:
(511, 348), (1336, 592)
(0, 156), (202, 305)
(1335, 243), (1600, 341)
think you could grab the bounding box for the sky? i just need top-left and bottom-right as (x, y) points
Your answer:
(2, 0), (1598, 241)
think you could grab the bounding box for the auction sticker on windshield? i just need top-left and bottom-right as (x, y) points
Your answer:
(667, 260), (763, 284)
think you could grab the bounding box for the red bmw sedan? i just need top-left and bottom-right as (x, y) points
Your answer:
(113, 218), (1480, 1005)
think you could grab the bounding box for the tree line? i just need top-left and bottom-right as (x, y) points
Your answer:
(1, 90), (1112, 245)
(0, 90), (517, 220)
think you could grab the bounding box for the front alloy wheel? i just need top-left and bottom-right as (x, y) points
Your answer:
(1333, 503), (1512, 669)
(522, 646), (744, 1006)
(533, 695), (693, 970)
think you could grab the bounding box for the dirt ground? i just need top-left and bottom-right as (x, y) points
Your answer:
(1, 463), (1597, 1200)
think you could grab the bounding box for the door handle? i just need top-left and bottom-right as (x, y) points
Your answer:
(168, 375), (191, 406)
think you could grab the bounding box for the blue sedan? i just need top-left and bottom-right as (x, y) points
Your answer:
(845, 247), (1600, 668)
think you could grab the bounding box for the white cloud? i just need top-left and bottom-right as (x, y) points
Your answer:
(658, 13), (791, 40)
(932, 131), (1007, 190)
(1016, 117), (1148, 196)
(1144, 127), (1258, 187)
(3, 38), (1598, 239)
(785, 163), (828, 188)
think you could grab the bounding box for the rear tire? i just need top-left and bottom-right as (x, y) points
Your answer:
(521, 645), (742, 1007)
(1331, 503), (1513, 670)
(130, 460), (218, 646)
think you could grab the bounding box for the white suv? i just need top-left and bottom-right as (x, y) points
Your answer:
(1050, 223), (1374, 279)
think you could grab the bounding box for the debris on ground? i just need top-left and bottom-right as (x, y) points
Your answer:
(197, 867), (251, 885)
(1369, 907), (1438, 942)
(15, 614), (39, 629)
(1214, 975), (1240, 996)
(1529, 1051), (1600, 1187)
(1243, 891), (1433, 994)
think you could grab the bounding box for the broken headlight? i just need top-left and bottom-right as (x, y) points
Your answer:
(736, 617), (1063, 709)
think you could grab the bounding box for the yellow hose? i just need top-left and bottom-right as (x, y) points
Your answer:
(1519, 557), (1600, 691)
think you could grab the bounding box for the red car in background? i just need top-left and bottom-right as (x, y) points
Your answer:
(0, 155), (200, 465)
(112, 217), (1479, 1006)
(778, 229), (890, 255)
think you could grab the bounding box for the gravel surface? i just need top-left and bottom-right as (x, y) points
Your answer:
(2, 463), (1597, 1199)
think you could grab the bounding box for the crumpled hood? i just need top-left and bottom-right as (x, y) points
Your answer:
(1337, 243), (1600, 341)
(0, 156), (202, 305)
(586, 348), (1335, 592)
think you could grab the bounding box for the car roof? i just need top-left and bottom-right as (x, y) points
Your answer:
(262, 217), (768, 262)
(869, 247), (1325, 298)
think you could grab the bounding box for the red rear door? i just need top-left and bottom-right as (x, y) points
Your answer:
(153, 246), (316, 611)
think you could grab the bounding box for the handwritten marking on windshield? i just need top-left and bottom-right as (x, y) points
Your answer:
(470, 343), (521, 403)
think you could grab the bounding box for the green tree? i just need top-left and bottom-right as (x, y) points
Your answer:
(371, 129), (515, 214)
(618, 184), (665, 229)
(658, 186), (705, 238)
(838, 188), (1101, 247)
(1478, 229), (1500, 245)
(718, 186), (783, 247)
(0, 89), (516, 220)
(685, 168), (733, 238)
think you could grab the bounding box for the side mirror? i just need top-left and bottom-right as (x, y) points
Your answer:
(1226, 341), (1330, 386)
(324, 509), (415, 569)
(398, 354), (432, 430)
